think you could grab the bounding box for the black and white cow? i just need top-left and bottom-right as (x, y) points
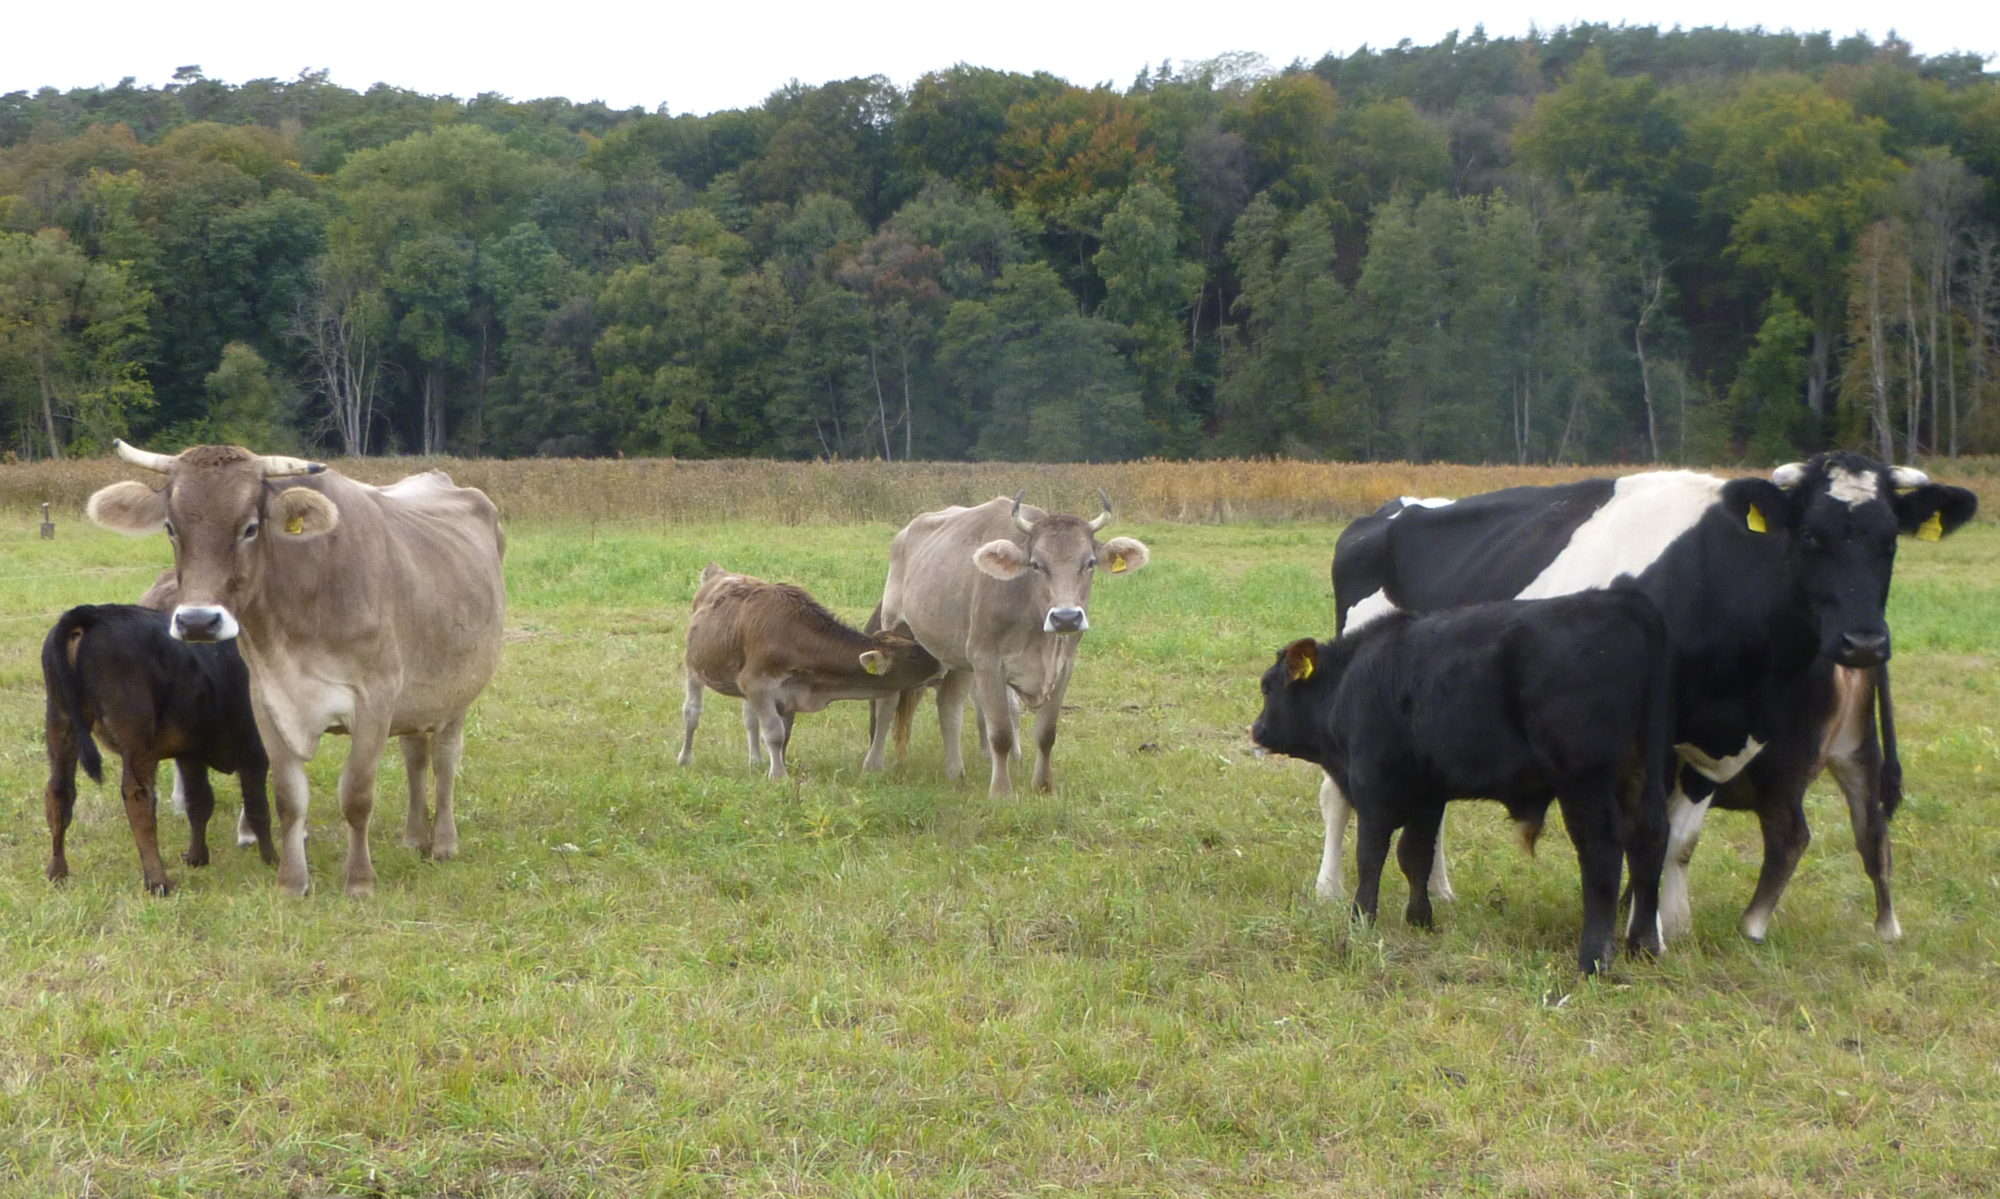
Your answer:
(1251, 591), (1673, 974)
(1321, 454), (1977, 944)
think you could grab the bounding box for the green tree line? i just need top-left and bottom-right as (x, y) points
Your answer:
(3, 26), (1997, 463)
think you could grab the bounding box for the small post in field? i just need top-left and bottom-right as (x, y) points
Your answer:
(40, 501), (55, 540)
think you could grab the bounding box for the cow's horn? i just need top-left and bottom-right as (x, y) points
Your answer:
(113, 439), (179, 473)
(256, 453), (326, 478)
(1012, 490), (1035, 534)
(1889, 465), (1930, 488)
(1087, 489), (1113, 533)
(1771, 462), (1807, 489)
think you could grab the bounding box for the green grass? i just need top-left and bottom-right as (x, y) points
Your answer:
(1, 512), (1996, 1196)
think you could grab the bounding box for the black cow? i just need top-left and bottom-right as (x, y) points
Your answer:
(1323, 454), (1977, 945)
(1251, 591), (1673, 974)
(42, 604), (275, 895)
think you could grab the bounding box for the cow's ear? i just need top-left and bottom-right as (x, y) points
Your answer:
(1719, 478), (1791, 536)
(1100, 536), (1150, 575)
(858, 649), (890, 676)
(1892, 484), (1977, 542)
(272, 487), (339, 539)
(86, 481), (167, 535)
(973, 537), (1029, 580)
(1282, 638), (1319, 684)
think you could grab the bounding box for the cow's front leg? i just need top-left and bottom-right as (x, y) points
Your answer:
(1028, 675), (1069, 792)
(269, 753), (313, 896)
(338, 716), (391, 898)
(861, 693), (895, 771)
(237, 762), (277, 866)
(398, 732), (434, 853)
(1398, 803), (1446, 930)
(120, 755), (173, 896)
(1828, 750), (1898, 941)
(748, 694), (790, 781)
(176, 759), (217, 868)
(740, 698), (765, 768)
(1350, 804), (1395, 925)
(971, 668), (1015, 796)
(1740, 788), (1810, 944)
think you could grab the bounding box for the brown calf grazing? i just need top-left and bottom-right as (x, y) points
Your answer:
(679, 564), (943, 780)
(42, 604), (276, 895)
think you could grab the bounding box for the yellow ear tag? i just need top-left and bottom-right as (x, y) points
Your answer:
(861, 653), (888, 676)
(1917, 511), (1943, 542)
(285, 515), (305, 535)
(1109, 551), (1127, 574)
(1745, 504), (1768, 534)
(1289, 655), (1315, 683)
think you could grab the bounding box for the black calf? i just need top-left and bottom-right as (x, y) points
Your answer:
(42, 604), (274, 895)
(1251, 591), (1672, 973)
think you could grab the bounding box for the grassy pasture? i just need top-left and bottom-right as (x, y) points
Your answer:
(0, 462), (1995, 1196)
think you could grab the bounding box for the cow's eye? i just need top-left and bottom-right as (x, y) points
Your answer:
(241, 521), (260, 541)
(1029, 559), (1046, 573)
(163, 519), (177, 539)
(1085, 557), (1097, 570)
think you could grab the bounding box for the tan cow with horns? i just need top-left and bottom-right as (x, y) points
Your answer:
(862, 492), (1152, 795)
(86, 441), (506, 897)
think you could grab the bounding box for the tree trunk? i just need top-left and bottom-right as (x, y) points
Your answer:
(35, 352), (62, 460)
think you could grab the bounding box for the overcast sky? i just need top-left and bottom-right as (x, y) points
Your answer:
(4, 1), (1993, 117)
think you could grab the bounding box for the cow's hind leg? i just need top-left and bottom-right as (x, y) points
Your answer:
(399, 732), (435, 852)
(337, 717), (391, 897)
(1398, 802), (1446, 930)
(1660, 784), (1711, 941)
(741, 698), (766, 768)
(1557, 779), (1624, 975)
(971, 668), (1015, 796)
(121, 755), (174, 896)
(677, 671), (704, 767)
(1349, 805), (1395, 925)
(177, 759), (217, 868)
(43, 724), (80, 884)
(427, 715), (466, 861)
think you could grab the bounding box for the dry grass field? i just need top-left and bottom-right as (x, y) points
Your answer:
(0, 457), (1994, 1196)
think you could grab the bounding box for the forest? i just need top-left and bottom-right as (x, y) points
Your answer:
(2, 24), (1997, 465)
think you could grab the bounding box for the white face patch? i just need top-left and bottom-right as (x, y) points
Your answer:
(1674, 735), (1766, 784)
(1517, 471), (1726, 599)
(1826, 466), (1880, 507)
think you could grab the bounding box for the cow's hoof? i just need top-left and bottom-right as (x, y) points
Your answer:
(345, 879), (375, 899)
(45, 862), (69, 885)
(1876, 913), (1903, 943)
(1313, 877), (1342, 903)
(428, 840), (458, 862)
(145, 877), (175, 897)
(182, 849), (210, 868)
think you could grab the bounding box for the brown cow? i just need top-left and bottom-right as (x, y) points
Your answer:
(862, 493), (1152, 795)
(86, 441), (506, 897)
(679, 564), (942, 780)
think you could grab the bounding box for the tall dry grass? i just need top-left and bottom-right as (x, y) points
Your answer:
(7, 454), (1996, 526)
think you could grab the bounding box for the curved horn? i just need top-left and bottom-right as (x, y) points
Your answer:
(1889, 465), (1930, 488)
(1011, 490), (1035, 535)
(256, 453), (326, 478)
(113, 439), (179, 474)
(1087, 488), (1113, 533)
(1771, 462), (1807, 489)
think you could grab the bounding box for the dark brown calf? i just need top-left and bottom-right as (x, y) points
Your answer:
(678, 564), (942, 780)
(42, 604), (275, 894)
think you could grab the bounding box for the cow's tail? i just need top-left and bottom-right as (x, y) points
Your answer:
(1876, 663), (1903, 819)
(42, 607), (103, 784)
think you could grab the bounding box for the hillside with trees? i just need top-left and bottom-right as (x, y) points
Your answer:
(3, 26), (1996, 463)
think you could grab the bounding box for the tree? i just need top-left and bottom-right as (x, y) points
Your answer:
(202, 341), (297, 449)
(0, 228), (153, 457)
(1093, 181), (1205, 453)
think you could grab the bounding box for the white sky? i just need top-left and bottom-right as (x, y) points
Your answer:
(4, 1), (1993, 118)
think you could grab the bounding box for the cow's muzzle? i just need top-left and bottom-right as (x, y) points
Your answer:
(1835, 629), (1890, 668)
(1044, 606), (1088, 634)
(172, 605), (240, 643)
